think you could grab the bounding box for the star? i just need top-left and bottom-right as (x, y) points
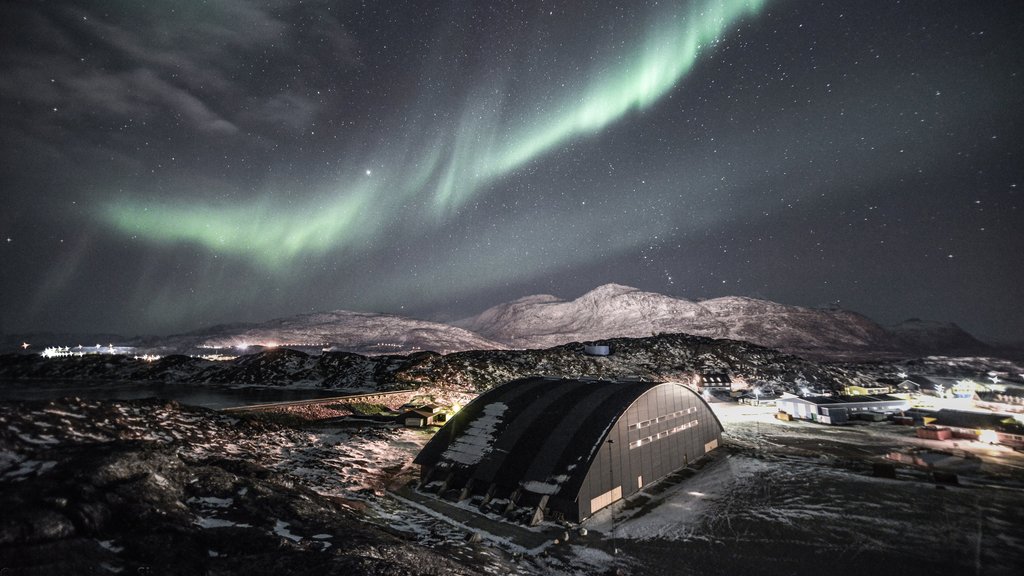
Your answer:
(0, 0), (1020, 344)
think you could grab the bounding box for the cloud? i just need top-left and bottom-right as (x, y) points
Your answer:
(0, 1), (359, 154)
(129, 69), (239, 135)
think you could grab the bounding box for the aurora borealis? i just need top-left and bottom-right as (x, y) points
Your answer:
(2, 1), (1022, 341)
(103, 0), (767, 268)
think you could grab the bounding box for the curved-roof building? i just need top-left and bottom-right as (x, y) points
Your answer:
(414, 376), (723, 524)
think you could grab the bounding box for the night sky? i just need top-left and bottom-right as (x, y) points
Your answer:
(1, 1), (1022, 341)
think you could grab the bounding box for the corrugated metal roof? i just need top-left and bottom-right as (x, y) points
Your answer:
(414, 376), (660, 497)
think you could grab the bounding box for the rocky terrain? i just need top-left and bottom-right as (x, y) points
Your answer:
(5, 330), (1022, 398)
(162, 310), (506, 356)
(4, 395), (1022, 576)
(0, 397), (533, 575)
(0, 333), (894, 394)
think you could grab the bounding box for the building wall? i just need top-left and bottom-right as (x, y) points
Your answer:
(778, 398), (820, 421)
(780, 398), (908, 424)
(576, 383), (722, 520)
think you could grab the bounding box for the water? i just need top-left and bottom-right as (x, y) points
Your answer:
(0, 380), (349, 410)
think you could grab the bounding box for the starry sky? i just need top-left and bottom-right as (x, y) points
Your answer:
(1, 0), (1022, 341)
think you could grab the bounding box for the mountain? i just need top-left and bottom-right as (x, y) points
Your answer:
(457, 283), (905, 359)
(146, 310), (505, 356)
(7, 285), (997, 361)
(887, 318), (991, 356)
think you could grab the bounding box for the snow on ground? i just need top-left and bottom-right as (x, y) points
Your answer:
(582, 447), (1024, 575)
(587, 454), (738, 542)
(272, 520), (302, 542)
(194, 516), (251, 529)
(568, 400), (1024, 575)
(6, 395), (1023, 575)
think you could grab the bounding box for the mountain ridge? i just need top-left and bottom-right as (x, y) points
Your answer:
(3, 284), (996, 360)
(457, 283), (987, 359)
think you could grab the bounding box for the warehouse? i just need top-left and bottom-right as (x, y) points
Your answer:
(777, 394), (910, 424)
(413, 376), (723, 524)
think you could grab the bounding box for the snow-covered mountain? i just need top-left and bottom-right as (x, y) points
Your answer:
(153, 310), (505, 355)
(8, 284), (995, 361)
(457, 283), (904, 358)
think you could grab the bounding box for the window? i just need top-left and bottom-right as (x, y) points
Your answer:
(629, 420), (699, 449)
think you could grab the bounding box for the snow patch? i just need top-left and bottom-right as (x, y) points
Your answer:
(522, 474), (570, 495)
(273, 520), (302, 542)
(441, 402), (507, 465)
(97, 539), (125, 553)
(188, 496), (234, 508)
(194, 516), (251, 529)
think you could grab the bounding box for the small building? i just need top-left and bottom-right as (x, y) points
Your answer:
(927, 409), (1024, 447)
(895, 379), (921, 393)
(845, 382), (893, 396)
(777, 395), (910, 425)
(916, 426), (953, 440)
(906, 376), (976, 399)
(697, 373), (732, 391)
(399, 405), (447, 427)
(413, 377), (723, 524)
(583, 344), (611, 356)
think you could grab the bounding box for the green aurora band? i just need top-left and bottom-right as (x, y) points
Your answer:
(102, 0), (767, 270)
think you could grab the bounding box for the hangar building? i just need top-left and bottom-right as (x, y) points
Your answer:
(413, 376), (723, 524)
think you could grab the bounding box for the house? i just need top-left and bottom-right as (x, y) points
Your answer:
(399, 405), (447, 427)
(583, 344), (611, 356)
(906, 376), (977, 399)
(895, 379), (921, 393)
(777, 394), (910, 425)
(414, 376), (723, 524)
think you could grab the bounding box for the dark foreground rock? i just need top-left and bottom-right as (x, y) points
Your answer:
(0, 398), (480, 576)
